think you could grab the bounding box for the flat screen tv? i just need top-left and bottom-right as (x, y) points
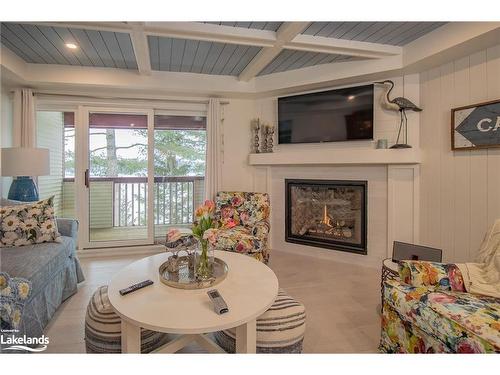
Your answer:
(278, 84), (374, 144)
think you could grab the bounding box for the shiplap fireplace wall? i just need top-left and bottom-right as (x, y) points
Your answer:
(250, 161), (419, 268)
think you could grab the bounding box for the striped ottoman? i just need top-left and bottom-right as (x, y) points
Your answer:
(85, 285), (170, 353)
(214, 289), (306, 353)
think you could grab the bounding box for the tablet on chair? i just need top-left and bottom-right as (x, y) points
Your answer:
(392, 241), (442, 263)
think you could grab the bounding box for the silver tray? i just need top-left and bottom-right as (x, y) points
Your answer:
(159, 256), (228, 290)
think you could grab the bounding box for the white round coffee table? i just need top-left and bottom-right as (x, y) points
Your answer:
(108, 250), (279, 354)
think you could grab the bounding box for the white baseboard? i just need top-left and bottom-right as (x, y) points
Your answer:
(76, 244), (164, 259)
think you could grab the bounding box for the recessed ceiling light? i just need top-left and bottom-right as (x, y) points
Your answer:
(347, 95), (355, 101)
(65, 43), (78, 50)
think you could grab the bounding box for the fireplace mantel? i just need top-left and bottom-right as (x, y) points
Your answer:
(248, 148), (420, 166)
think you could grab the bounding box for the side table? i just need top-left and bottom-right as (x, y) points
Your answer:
(380, 258), (399, 311)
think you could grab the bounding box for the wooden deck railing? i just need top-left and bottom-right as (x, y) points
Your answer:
(63, 176), (204, 227)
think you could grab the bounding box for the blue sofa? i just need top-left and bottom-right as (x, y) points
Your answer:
(0, 215), (84, 342)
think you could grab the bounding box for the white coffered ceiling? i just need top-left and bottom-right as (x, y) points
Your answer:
(1, 21), (445, 79)
(1, 22), (499, 98)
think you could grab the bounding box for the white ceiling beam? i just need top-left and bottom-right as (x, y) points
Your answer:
(144, 22), (276, 47)
(285, 34), (402, 59)
(24, 22), (132, 34)
(238, 22), (310, 82)
(129, 23), (152, 76)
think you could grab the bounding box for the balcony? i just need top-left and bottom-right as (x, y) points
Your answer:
(60, 176), (204, 242)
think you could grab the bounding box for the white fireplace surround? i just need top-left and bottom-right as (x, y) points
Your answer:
(250, 160), (419, 268)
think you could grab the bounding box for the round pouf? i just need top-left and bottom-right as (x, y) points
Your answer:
(214, 289), (306, 353)
(85, 285), (170, 353)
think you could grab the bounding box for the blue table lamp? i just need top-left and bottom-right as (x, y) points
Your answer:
(1, 147), (50, 202)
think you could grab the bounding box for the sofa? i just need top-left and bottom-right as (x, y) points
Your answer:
(0, 207), (84, 344)
(380, 260), (500, 353)
(211, 191), (270, 263)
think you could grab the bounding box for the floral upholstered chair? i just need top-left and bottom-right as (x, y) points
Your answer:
(210, 191), (270, 263)
(380, 260), (500, 353)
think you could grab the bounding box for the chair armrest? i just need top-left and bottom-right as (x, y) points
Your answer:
(251, 220), (270, 241)
(398, 260), (465, 292)
(56, 218), (79, 240)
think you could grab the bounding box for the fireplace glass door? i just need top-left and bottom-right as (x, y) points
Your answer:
(285, 179), (367, 254)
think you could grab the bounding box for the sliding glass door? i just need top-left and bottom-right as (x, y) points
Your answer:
(81, 107), (154, 248)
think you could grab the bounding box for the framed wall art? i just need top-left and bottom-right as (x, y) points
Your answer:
(451, 99), (500, 150)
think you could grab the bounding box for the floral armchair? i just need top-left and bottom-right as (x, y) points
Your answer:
(210, 192), (270, 263)
(380, 260), (500, 353)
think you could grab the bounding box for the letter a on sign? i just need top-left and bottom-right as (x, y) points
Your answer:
(452, 100), (500, 150)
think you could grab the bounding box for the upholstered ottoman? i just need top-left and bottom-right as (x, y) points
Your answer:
(214, 289), (306, 353)
(85, 285), (170, 353)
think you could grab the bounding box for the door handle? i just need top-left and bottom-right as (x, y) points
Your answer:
(84, 169), (90, 188)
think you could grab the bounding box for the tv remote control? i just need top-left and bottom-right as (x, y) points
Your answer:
(207, 289), (229, 314)
(119, 280), (153, 296)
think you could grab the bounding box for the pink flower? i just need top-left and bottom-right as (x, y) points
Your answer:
(224, 219), (237, 229)
(235, 242), (245, 252)
(231, 196), (243, 206)
(428, 293), (457, 304)
(204, 200), (215, 213)
(240, 212), (249, 223)
(166, 229), (182, 243)
(203, 228), (218, 245)
(221, 207), (233, 219)
(449, 266), (465, 292)
(457, 339), (483, 353)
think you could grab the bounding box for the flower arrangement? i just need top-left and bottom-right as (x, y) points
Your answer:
(192, 200), (216, 279)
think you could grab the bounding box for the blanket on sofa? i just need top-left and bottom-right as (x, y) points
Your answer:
(0, 272), (32, 330)
(458, 219), (500, 299)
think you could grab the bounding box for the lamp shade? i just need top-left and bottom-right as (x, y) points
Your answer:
(1, 147), (50, 176)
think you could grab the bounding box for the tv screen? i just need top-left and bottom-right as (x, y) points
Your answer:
(278, 84), (374, 144)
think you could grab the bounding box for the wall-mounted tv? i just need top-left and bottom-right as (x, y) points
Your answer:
(278, 84), (374, 144)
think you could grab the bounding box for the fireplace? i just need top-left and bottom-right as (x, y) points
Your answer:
(285, 179), (367, 254)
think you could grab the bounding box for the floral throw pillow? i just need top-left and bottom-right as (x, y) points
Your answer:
(0, 196), (61, 247)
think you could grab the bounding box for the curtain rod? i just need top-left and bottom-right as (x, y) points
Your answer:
(10, 90), (230, 105)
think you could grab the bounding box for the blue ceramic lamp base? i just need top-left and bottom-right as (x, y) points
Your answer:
(8, 176), (39, 202)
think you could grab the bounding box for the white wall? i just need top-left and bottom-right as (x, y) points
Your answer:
(419, 44), (500, 262)
(219, 98), (257, 191)
(0, 86), (13, 198)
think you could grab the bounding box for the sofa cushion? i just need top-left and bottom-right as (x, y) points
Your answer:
(210, 226), (266, 261)
(384, 280), (500, 352)
(0, 236), (75, 298)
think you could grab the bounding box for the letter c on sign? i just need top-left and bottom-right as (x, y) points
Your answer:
(477, 118), (492, 132)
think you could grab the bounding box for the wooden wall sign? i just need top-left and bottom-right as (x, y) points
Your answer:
(452, 99), (500, 150)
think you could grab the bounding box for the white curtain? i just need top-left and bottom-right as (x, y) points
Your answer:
(13, 88), (36, 147)
(204, 98), (222, 201)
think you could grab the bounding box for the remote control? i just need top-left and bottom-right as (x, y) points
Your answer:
(119, 280), (154, 296)
(207, 289), (229, 314)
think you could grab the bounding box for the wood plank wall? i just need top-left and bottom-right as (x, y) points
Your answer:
(420, 44), (500, 262)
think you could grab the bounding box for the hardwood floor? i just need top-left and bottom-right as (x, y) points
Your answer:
(43, 249), (382, 353)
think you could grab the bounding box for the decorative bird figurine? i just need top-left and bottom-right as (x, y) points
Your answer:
(374, 80), (422, 148)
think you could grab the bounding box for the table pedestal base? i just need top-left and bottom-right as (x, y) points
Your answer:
(121, 318), (257, 354)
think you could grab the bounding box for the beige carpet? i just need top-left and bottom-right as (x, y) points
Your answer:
(43, 249), (382, 353)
